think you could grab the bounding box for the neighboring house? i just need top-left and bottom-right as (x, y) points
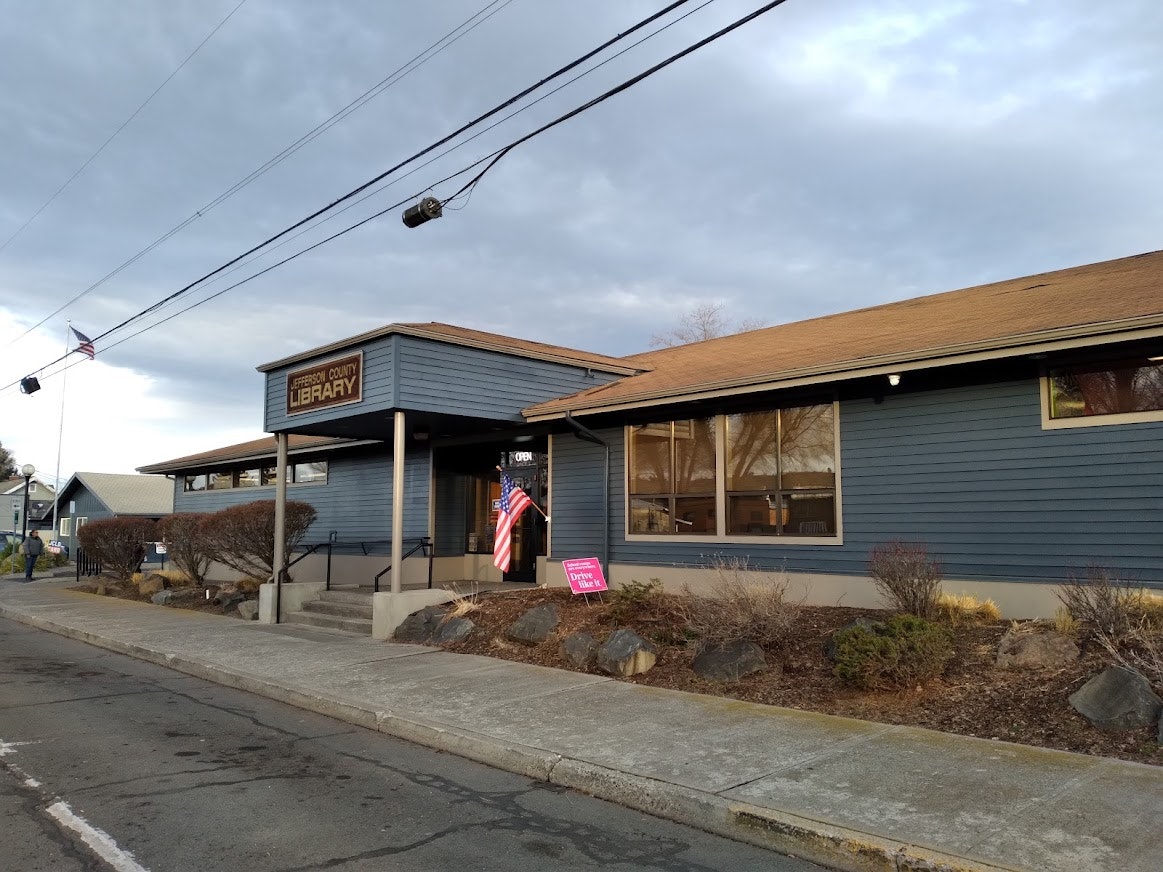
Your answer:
(139, 249), (1163, 615)
(54, 472), (174, 556)
(3, 475), (57, 537)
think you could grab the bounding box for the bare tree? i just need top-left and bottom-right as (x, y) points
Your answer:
(649, 302), (765, 348)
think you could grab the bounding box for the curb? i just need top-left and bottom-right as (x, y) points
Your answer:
(0, 603), (1019, 872)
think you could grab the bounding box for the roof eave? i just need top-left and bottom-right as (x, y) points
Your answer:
(256, 323), (643, 377)
(524, 317), (1163, 421)
(136, 437), (382, 475)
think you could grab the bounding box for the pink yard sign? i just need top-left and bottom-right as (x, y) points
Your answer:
(562, 557), (608, 594)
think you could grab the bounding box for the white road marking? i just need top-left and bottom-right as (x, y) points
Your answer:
(46, 801), (151, 872)
(1, 737), (151, 872)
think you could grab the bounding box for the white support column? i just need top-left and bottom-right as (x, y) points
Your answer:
(391, 410), (405, 594)
(273, 432), (288, 582)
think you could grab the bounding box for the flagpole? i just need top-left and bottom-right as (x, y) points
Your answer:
(51, 321), (70, 548)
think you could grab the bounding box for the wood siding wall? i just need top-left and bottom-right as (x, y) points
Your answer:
(550, 378), (1163, 585)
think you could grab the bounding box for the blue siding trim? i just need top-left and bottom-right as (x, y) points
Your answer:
(173, 445), (431, 551)
(551, 379), (1163, 586)
(394, 336), (621, 420)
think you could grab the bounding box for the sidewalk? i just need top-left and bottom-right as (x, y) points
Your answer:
(2, 579), (1159, 872)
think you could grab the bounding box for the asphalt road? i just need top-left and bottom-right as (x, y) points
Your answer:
(0, 617), (822, 872)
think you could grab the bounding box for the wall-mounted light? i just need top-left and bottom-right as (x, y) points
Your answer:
(887, 373), (901, 387)
(20, 376), (41, 394)
(413, 428), (429, 442)
(402, 197), (443, 228)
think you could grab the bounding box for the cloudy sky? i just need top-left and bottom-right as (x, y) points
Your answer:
(1, 0), (1161, 483)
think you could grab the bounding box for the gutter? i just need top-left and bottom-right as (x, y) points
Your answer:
(563, 413), (610, 579)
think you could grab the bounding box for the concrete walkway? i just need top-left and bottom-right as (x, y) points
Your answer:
(2, 578), (1160, 872)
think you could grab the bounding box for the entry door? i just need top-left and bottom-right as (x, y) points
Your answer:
(502, 452), (547, 583)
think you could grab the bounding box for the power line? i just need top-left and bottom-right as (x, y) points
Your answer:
(0, 0), (249, 259)
(9, 0), (516, 346)
(5, 0), (788, 394)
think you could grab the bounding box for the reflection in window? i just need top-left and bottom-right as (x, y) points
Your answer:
(184, 474), (207, 492)
(293, 461), (327, 484)
(237, 468), (261, 488)
(1049, 358), (1163, 419)
(628, 418), (716, 535)
(725, 404), (835, 536)
(207, 470), (233, 490)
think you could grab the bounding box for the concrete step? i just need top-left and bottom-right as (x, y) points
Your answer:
(317, 589), (376, 606)
(283, 610), (373, 635)
(301, 599), (372, 620)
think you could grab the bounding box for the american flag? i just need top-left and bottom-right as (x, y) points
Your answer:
(71, 327), (95, 360)
(493, 470), (533, 573)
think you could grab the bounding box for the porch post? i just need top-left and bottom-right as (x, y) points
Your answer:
(391, 411), (405, 594)
(272, 433), (288, 622)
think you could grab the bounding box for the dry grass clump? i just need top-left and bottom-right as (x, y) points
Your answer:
(1052, 607), (1079, 636)
(935, 592), (1000, 626)
(442, 585), (482, 623)
(132, 568), (191, 587)
(868, 540), (942, 620)
(679, 558), (799, 651)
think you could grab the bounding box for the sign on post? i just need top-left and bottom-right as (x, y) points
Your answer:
(562, 557), (608, 595)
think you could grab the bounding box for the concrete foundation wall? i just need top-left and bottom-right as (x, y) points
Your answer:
(542, 561), (1073, 619)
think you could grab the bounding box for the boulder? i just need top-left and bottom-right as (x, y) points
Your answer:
(394, 606), (447, 643)
(1069, 666), (1163, 730)
(434, 617), (475, 644)
(215, 591), (243, 609)
(693, 640), (768, 682)
(996, 629), (1079, 669)
(824, 617), (885, 661)
(506, 603), (560, 645)
(597, 628), (657, 676)
(138, 575), (165, 596)
(237, 600), (259, 621)
(150, 590), (173, 606)
(560, 633), (598, 668)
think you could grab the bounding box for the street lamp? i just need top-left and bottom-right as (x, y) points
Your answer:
(20, 463), (35, 543)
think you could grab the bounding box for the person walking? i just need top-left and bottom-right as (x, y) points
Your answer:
(20, 530), (43, 580)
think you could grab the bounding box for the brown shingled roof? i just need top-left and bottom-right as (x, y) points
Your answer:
(137, 435), (364, 474)
(525, 249), (1163, 418)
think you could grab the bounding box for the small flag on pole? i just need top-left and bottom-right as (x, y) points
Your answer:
(71, 327), (95, 359)
(493, 470), (533, 573)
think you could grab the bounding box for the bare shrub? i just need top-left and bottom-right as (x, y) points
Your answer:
(157, 513), (214, 586)
(1056, 566), (1143, 642)
(1096, 623), (1163, 694)
(868, 540), (942, 619)
(679, 558), (799, 650)
(201, 500), (317, 581)
(77, 517), (158, 582)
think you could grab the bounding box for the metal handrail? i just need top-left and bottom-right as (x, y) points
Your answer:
(373, 537), (432, 592)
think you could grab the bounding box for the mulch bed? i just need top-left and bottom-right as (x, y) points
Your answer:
(440, 588), (1163, 767)
(70, 577), (252, 617)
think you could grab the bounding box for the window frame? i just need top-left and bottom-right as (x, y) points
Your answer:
(1040, 357), (1163, 430)
(59, 517), (72, 537)
(181, 458), (328, 493)
(625, 399), (843, 546)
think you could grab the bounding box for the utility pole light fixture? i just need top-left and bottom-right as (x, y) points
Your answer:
(402, 197), (443, 228)
(20, 463), (35, 543)
(20, 376), (40, 394)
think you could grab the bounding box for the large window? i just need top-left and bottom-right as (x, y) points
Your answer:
(627, 403), (839, 540)
(629, 418), (716, 535)
(726, 405), (836, 537)
(1047, 356), (1163, 425)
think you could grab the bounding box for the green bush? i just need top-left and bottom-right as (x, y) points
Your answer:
(610, 578), (663, 623)
(832, 615), (954, 690)
(1, 546), (67, 575)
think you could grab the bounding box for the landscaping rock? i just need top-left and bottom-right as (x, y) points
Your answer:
(996, 629), (1079, 669)
(506, 603), (560, 645)
(138, 575), (165, 596)
(237, 600), (259, 621)
(394, 606), (447, 642)
(560, 633), (598, 668)
(150, 590), (173, 606)
(1069, 666), (1163, 729)
(596, 628), (657, 676)
(693, 640), (768, 682)
(434, 617), (475, 644)
(215, 590), (243, 609)
(824, 617), (884, 661)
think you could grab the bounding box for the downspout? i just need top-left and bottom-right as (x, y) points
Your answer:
(563, 412), (609, 578)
